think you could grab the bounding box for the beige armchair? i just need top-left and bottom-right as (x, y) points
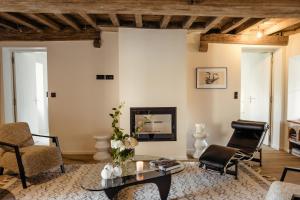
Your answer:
(0, 122), (65, 188)
(265, 167), (300, 200)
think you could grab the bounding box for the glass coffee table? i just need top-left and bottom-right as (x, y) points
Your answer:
(81, 161), (185, 200)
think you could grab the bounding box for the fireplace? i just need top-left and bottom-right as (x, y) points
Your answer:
(130, 107), (177, 141)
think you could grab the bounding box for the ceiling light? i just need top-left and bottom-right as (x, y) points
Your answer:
(256, 30), (263, 38)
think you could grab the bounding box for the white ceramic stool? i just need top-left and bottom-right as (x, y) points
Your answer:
(93, 135), (111, 161)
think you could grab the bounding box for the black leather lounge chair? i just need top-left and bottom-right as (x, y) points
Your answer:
(199, 120), (269, 179)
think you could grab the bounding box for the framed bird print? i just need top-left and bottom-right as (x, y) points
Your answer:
(196, 67), (227, 89)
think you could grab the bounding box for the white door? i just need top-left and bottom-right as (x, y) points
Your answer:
(241, 52), (271, 145)
(13, 51), (49, 143)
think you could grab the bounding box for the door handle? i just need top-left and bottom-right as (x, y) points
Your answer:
(249, 96), (256, 103)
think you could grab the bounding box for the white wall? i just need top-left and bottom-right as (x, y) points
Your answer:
(0, 30), (290, 154)
(118, 28), (188, 159)
(187, 33), (285, 151)
(187, 34), (241, 150)
(284, 33), (300, 151)
(287, 56), (300, 119)
(0, 32), (119, 154)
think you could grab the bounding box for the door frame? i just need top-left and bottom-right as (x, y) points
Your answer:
(241, 50), (274, 146)
(2, 47), (47, 123)
(241, 46), (285, 150)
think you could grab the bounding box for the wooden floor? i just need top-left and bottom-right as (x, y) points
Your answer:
(260, 146), (300, 184)
(63, 146), (300, 184)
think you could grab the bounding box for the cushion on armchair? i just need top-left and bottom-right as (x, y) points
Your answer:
(0, 122), (34, 150)
(265, 181), (300, 200)
(0, 145), (63, 177)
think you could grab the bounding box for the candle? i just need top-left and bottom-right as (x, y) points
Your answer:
(136, 173), (144, 181)
(136, 161), (144, 172)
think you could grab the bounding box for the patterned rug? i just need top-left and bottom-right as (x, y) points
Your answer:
(0, 162), (270, 200)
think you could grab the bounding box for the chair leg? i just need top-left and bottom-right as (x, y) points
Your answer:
(14, 147), (27, 189)
(259, 149), (262, 167)
(60, 164), (65, 173)
(0, 167), (4, 175)
(235, 161), (238, 180)
(19, 171), (27, 189)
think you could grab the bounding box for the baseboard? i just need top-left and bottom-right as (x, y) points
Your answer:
(187, 148), (194, 157)
(62, 151), (95, 155)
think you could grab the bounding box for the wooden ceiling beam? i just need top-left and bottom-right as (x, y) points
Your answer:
(202, 16), (223, 34)
(109, 14), (120, 27)
(0, 21), (17, 31)
(183, 16), (197, 29)
(1, 1), (300, 18)
(264, 18), (300, 35)
(283, 26), (300, 36)
(55, 14), (80, 31)
(0, 28), (100, 41)
(24, 13), (60, 31)
(0, 13), (41, 31)
(235, 18), (264, 34)
(160, 15), (172, 29)
(78, 12), (97, 29)
(221, 17), (250, 33)
(134, 14), (143, 28)
(199, 34), (288, 52)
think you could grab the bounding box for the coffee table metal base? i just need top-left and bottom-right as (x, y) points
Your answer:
(104, 174), (171, 200)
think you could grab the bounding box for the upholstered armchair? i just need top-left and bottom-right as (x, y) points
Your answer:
(0, 122), (65, 188)
(265, 167), (300, 200)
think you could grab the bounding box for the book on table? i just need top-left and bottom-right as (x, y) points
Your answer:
(149, 158), (182, 171)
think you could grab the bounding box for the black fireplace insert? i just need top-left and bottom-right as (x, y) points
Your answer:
(130, 107), (177, 142)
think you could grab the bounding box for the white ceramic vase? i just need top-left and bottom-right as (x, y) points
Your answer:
(101, 163), (114, 179)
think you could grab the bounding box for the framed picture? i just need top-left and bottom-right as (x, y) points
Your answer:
(196, 67), (227, 89)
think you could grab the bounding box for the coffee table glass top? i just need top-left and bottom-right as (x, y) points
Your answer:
(81, 161), (185, 191)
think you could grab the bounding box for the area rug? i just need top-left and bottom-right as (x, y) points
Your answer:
(0, 162), (270, 200)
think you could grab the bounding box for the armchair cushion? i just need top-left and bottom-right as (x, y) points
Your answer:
(0, 145), (63, 177)
(265, 181), (300, 200)
(0, 122), (34, 150)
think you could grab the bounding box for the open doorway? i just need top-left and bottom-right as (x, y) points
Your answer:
(240, 51), (272, 145)
(2, 48), (49, 144)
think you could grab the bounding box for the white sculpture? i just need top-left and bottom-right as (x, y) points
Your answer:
(101, 163), (114, 179)
(113, 166), (122, 177)
(101, 163), (123, 179)
(193, 123), (208, 159)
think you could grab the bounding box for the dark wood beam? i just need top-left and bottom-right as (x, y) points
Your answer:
(78, 12), (97, 29)
(24, 13), (60, 31)
(183, 16), (197, 29)
(97, 26), (118, 32)
(283, 27), (300, 36)
(55, 14), (80, 31)
(235, 18), (264, 34)
(221, 17), (250, 33)
(202, 17), (223, 34)
(264, 18), (300, 35)
(134, 14), (143, 28)
(109, 14), (119, 27)
(199, 34), (289, 52)
(0, 13), (41, 31)
(0, 28), (100, 41)
(1, 1), (300, 18)
(160, 15), (172, 29)
(0, 20), (17, 31)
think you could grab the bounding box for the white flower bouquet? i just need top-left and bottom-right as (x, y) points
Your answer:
(109, 103), (138, 165)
